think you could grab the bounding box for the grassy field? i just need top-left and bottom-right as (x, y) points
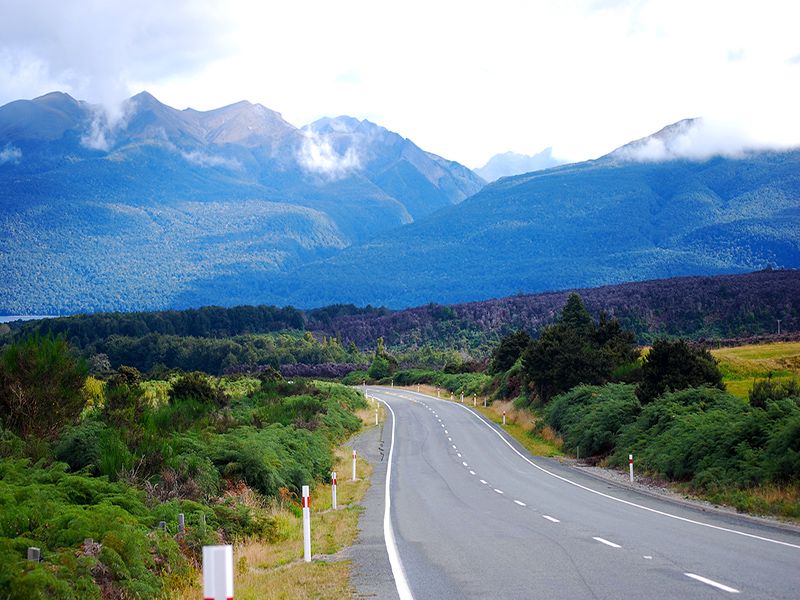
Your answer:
(712, 342), (800, 399)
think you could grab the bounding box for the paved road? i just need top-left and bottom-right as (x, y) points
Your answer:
(364, 386), (800, 599)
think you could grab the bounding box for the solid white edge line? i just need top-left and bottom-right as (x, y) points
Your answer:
(433, 394), (800, 551)
(684, 573), (740, 593)
(593, 537), (622, 548)
(375, 397), (415, 600)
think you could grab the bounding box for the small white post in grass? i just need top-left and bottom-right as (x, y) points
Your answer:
(177, 513), (185, 534)
(473, 395), (476, 406)
(629, 454), (634, 483)
(437, 388), (440, 398)
(302, 485), (311, 562)
(483, 397), (487, 408)
(331, 472), (337, 510)
(352, 449), (357, 481)
(460, 392), (464, 403)
(503, 412), (506, 426)
(27, 547), (40, 562)
(202, 545), (233, 600)
(375, 408), (379, 425)
(450, 393), (454, 401)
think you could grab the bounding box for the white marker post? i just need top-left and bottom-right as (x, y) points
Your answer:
(375, 408), (379, 425)
(417, 384), (420, 392)
(302, 485), (311, 562)
(503, 412), (506, 425)
(202, 545), (234, 600)
(437, 388), (440, 398)
(483, 397), (487, 407)
(352, 449), (357, 481)
(473, 395), (476, 406)
(460, 392), (464, 403)
(629, 454), (634, 482)
(450, 393), (454, 401)
(331, 472), (337, 510)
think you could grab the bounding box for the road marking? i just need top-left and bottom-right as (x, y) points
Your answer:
(457, 453), (462, 458)
(643, 555), (653, 560)
(514, 500), (526, 507)
(452, 444), (457, 449)
(480, 479), (488, 485)
(469, 470), (476, 475)
(684, 573), (740, 594)
(462, 461), (469, 467)
(375, 398), (415, 600)
(444, 430), (448, 434)
(440, 424), (445, 428)
(447, 437), (452, 441)
(447, 399), (800, 550)
(593, 537), (621, 548)
(494, 488), (504, 494)
(542, 515), (560, 523)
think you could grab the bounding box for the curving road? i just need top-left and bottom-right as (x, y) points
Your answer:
(359, 386), (800, 599)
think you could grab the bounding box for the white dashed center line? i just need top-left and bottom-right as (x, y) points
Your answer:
(593, 537), (621, 548)
(684, 573), (740, 594)
(480, 479), (488, 485)
(542, 515), (560, 523)
(494, 488), (504, 495)
(514, 500), (526, 507)
(469, 470), (476, 475)
(462, 461), (468, 467)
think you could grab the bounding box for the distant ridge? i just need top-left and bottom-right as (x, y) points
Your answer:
(475, 148), (563, 181)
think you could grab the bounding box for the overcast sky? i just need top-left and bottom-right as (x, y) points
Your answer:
(1, 0), (799, 167)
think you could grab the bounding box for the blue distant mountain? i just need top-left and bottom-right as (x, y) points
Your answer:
(236, 121), (800, 308)
(0, 92), (484, 314)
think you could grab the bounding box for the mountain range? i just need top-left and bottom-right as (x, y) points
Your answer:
(1, 94), (799, 314)
(0, 91), (483, 313)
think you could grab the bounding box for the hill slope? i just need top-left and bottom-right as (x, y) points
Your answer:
(0, 92), (484, 314)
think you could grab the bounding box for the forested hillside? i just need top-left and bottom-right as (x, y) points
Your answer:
(7, 270), (798, 374)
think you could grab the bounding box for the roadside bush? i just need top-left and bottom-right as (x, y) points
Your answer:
(543, 384), (640, 456)
(0, 334), (87, 439)
(611, 387), (800, 489)
(636, 339), (723, 404)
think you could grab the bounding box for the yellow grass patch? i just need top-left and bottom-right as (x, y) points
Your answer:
(712, 342), (800, 399)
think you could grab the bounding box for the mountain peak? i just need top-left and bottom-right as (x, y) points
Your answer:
(475, 148), (563, 182)
(607, 118), (705, 162)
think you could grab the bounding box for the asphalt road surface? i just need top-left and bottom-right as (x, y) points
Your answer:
(358, 386), (800, 599)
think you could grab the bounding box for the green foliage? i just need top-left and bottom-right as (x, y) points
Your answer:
(367, 355), (392, 380)
(543, 384), (640, 456)
(0, 334), (88, 439)
(367, 336), (398, 380)
(391, 369), (491, 396)
(170, 371), (226, 407)
(522, 294), (639, 403)
(488, 330), (532, 375)
(749, 377), (800, 409)
(636, 339), (723, 404)
(611, 388), (800, 489)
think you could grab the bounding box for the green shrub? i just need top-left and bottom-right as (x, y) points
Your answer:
(0, 334), (87, 439)
(543, 384), (640, 456)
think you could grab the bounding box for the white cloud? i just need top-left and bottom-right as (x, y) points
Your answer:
(1, 1), (799, 167)
(297, 130), (360, 179)
(181, 150), (242, 171)
(0, 144), (22, 164)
